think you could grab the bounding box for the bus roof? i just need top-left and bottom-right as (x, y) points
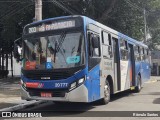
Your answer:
(83, 16), (148, 48)
(25, 15), (148, 48)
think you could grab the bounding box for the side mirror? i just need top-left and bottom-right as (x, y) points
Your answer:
(92, 36), (100, 48)
(13, 44), (21, 62)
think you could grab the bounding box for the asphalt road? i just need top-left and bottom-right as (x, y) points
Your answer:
(14, 79), (160, 120)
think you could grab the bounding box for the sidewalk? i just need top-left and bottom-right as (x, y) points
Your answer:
(149, 76), (160, 81)
(0, 77), (23, 109)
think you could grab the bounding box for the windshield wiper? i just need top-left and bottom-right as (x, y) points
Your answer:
(55, 31), (68, 65)
(55, 31), (66, 52)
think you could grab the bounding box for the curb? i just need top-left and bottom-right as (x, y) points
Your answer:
(0, 100), (47, 112)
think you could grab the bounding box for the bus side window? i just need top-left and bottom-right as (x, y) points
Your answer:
(120, 39), (128, 60)
(102, 31), (112, 59)
(134, 46), (140, 61)
(88, 32), (92, 56)
(148, 50), (151, 64)
(140, 47), (144, 61)
(92, 35), (101, 57)
(145, 49), (150, 63)
(88, 32), (101, 57)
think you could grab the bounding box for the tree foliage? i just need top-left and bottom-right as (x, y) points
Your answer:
(0, 0), (160, 51)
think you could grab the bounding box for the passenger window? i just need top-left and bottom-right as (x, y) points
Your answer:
(120, 39), (128, 50)
(140, 47), (143, 55)
(102, 31), (112, 59)
(88, 32), (101, 57)
(88, 32), (101, 71)
(93, 36), (101, 57)
(102, 32), (111, 45)
(144, 49), (150, 63)
(120, 39), (128, 60)
(140, 47), (145, 61)
(134, 46), (141, 61)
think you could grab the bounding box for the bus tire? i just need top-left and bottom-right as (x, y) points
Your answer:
(135, 75), (141, 93)
(100, 80), (110, 105)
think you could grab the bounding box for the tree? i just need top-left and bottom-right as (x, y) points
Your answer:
(0, 0), (160, 52)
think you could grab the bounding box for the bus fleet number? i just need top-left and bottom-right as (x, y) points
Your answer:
(55, 83), (68, 88)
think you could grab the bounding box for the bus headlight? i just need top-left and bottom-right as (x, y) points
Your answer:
(78, 78), (85, 84)
(70, 82), (76, 90)
(69, 77), (85, 91)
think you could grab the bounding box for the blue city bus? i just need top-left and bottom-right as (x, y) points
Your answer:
(18, 15), (151, 104)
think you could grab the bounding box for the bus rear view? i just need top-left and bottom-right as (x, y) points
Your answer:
(21, 16), (88, 102)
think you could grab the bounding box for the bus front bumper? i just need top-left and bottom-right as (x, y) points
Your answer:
(21, 85), (88, 102)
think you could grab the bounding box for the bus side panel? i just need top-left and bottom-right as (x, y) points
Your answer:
(85, 65), (101, 102)
(120, 60), (131, 91)
(141, 62), (150, 83)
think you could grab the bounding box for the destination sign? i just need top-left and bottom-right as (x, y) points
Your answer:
(28, 20), (75, 34)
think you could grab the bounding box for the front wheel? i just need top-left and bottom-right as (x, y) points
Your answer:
(135, 75), (142, 93)
(100, 80), (110, 105)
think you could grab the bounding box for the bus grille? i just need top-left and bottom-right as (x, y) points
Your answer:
(24, 71), (72, 80)
(27, 88), (66, 97)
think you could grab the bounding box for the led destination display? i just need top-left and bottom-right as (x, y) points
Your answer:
(28, 20), (75, 34)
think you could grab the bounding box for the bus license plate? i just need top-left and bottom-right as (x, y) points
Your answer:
(41, 92), (52, 97)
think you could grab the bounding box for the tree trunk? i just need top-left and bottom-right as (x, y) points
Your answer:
(2, 48), (4, 71)
(6, 53), (8, 78)
(11, 52), (13, 78)
(1, 48), (4, 78)
(0, 50), (1, 70)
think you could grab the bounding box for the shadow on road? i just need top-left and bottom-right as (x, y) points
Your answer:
(21, 90), (135, 113)
(148, 92), (160, 95)
(110, 90), (131, 102)
(153, 98), (160, 104)
(0, 77), (21, 97)
(0, 103), (17, 109)
(151, 92), (160, 104)
(21, 102), (96, 117)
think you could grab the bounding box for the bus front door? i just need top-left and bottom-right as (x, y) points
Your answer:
(112, 37), (121, 91)
(128, 44), (135, 87)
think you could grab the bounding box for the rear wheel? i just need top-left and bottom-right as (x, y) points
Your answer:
(135, 75), (141, 92)
(100, 80), (110, 105)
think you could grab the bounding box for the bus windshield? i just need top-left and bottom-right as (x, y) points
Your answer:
(22, 32), (85, 70)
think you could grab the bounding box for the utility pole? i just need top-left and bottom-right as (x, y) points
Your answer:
(144, 9), (147, 43)
(35, 0), (42, 21)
